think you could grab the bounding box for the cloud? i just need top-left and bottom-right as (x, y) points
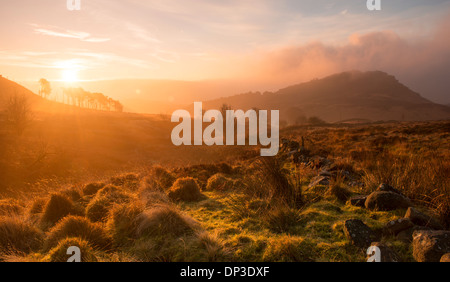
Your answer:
(31, 24), (110, 43)
(235, 13), (450, 103)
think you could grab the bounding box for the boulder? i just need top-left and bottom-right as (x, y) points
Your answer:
(412, 230), (450, 262)
(349, 196), (367, 208)
(404, 207), (444, 230)
(396, 225), (432, 242)
(376, 183), (404, 196)
(365, 191), (411, 211)
(343, 219), (377, 249)
(368, 242), (401, 262)
(440, 253), (450, 262)
(383, 218), (414, 236)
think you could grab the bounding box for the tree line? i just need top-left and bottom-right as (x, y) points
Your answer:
(38, 78), (123, 112)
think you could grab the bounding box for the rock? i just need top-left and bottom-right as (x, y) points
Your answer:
(343, 219), (377, 249)
(412, 230), (450, 262)
(383, 218), (414, 236)
(376, 183), (404, 196)
(365, 191), (411, 211)
(396, 225), (432, 242)
(404, 207), (444, 230)
(349, 196), (367, 208)
(369, 242), (401, 262)
(308, 175), (330, 188)
(440, 253), (450, 262)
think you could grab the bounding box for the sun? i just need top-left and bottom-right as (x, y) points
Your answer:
(62, 69), (79, 83)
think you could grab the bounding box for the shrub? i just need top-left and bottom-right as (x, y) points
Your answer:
(83, 182), (106, 196)
(45, 216), (112, 251)
(0, 217), (44, 253)
(46, 237), (98, 262)
(136, 205), (198, 238)
(167, 177), (203, 202)
(40, 194), (80, 227)
(206, 174), (234, 191)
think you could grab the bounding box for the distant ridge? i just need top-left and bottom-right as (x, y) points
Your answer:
(201, 71), (450, 123)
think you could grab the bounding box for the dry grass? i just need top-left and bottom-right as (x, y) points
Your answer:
(45, 216), (112, 251)
(136, 205), (198, 238)
(167, 177), (203, 202)
(0, 120), (447, 262)
(0, 216), (44, 253)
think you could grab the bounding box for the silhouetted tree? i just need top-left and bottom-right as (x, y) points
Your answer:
(61, 87), (123, 112)
(38, 78), (52, 98)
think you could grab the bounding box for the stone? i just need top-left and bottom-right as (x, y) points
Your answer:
(365, 191), (411, 211)
(376, 183), (404, 196)
(404, 207), (444, 230)
(343, 219), (377, 249)
(396, 225), (432, 242)
(440, 253), (450, 262)
(383, 218), (414, 236)
(369, 242), (401, 262)
(412, 230), (450, 262)
(349, 196), (367, 208)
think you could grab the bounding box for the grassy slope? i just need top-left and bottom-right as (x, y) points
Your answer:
(0, 121), (448, 262)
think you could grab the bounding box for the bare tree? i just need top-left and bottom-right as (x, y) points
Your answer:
(5, 93), (33, 135)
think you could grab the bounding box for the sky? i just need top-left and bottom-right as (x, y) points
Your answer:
(1, 0), (450, 103)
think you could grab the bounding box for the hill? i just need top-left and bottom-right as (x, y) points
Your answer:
(201, 71), (450, 123)
(0, 76), (77, 113)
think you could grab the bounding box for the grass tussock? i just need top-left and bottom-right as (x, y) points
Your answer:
(110, 173), (141, 191)
(0, 217), (44, 253)
(167, 177), (203, 202)
(40, 194), (82, 227)
(45, 237), (98, 262)
(136, 205), (198, 238)
(85, 185), (132, 222)
(83, 182), (106, 196)
(206, 174), (235, 192)
(45, 215), (112, 252)
(106, 202), (145, 247)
